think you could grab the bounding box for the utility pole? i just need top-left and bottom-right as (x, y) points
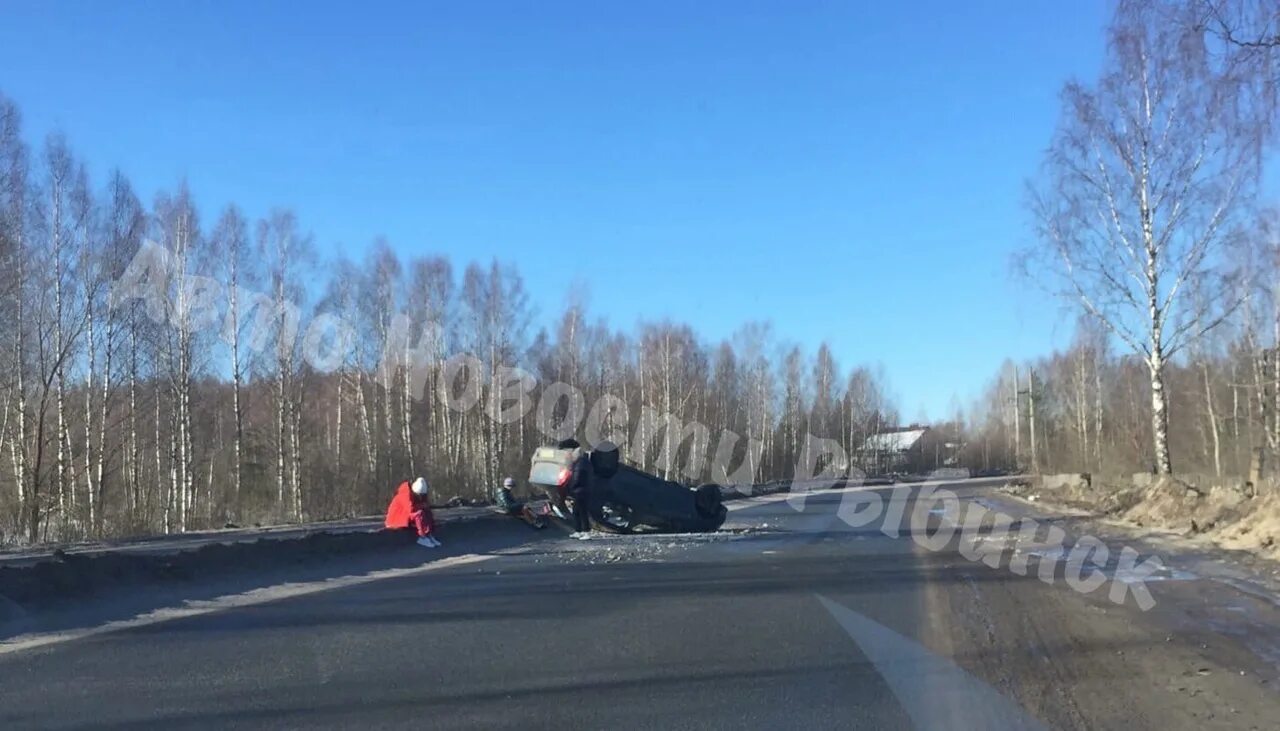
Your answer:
(1012, 365), (1022, 469)
(1026, 368), (1039, 472)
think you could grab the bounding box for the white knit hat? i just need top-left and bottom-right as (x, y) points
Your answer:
(411, 477), (430, 496)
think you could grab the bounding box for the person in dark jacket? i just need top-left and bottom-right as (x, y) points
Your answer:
(570, 451), (593, 533)
(496, 477), (522, 515)
(559, 439), (593, 535)
(496, 476), (549, 529)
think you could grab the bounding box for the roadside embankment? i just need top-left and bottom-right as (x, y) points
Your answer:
(1009, 472), (1280, 560)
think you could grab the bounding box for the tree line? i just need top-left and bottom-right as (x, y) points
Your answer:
(0, 93), (901, 544)
(8, 1), (1271, 544)
(965, 0), (1280, 483)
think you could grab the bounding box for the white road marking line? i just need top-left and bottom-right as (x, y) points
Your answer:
(726, 492), (797, 511)
(815, 593), (1047, 731)
(0, 553), (494, 657)
(728, 478), (991, 513)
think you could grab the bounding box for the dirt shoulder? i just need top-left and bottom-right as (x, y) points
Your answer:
(988, 479), (1280, 683)
(1008, 474), (1280, 563)
(921, 532), (1280, 729)
(1000, 476), (1280, 599)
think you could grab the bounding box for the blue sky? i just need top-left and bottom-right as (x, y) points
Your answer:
(0, 0), (1109, 419)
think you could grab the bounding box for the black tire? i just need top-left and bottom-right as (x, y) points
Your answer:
(590, 440), (620, 478)
(694, 484), (723, 519)
(699, 506), (728, 531)
(592, 501), (634, 534)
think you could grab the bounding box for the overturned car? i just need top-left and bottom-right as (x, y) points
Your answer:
(528, 441), (727, 533)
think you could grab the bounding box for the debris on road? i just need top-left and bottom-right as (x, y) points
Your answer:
(549, 528), (750, 565)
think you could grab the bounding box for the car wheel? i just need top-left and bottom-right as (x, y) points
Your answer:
(694, 484), (723, 519)
(590, 440), (620, 478)
(594, 501), (635, 533)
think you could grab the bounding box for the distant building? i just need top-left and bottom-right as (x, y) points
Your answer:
(861, 426), (962, 475)
(862, 427), (928, 474)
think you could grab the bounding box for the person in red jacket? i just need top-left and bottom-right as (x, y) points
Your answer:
(385, 477), (441, 548)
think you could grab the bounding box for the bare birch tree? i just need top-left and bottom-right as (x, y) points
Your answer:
(153, 184), (204, 530)
(212, 206), (251, 519)
(1027, 0), (1262, 474)
(0, 95), (27, 537)
(258, 210), (312, 520)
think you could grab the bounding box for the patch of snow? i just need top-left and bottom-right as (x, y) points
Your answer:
(1019, 546), (1070, 562)
(1115, 565), (1198, 584)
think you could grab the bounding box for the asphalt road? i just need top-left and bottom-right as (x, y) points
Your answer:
(3, 480), (1279, 730)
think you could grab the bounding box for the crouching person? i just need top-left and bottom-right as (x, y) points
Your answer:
(496, 477), (522, 515)
(385, 477), (441, 548)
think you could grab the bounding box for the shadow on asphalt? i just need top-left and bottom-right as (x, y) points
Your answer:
(0, 517), (559, 641)
(105, 541), (1146, 639)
